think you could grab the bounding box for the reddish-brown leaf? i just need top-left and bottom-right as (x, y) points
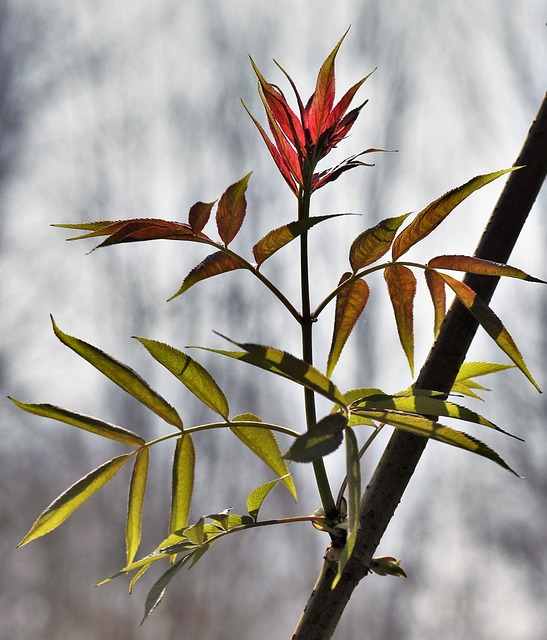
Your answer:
(169, 251), (243, 300)
(428, 255), (546, 283)
(188, 201), (215, 235)
(326, 274), (370, 377)
(424, 269), (446, 337)
(384, 265), (417, 376)
(216, 173), (252, 246)
(349, 212), (411, 272)
(438, 272), (540, 391)
(392, 168), (515, 260)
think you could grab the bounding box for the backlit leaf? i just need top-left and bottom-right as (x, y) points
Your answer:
(188, 201), (215, 234)
(428, 255), (546, 282)
(247, 476), (288, 521)
(18, 454), (132, 547)
(253, 214), (346, 266)
(349, 213), (411, 271)
(284, 413), (347, 463)
(424, 269), (446, 337)
(126, 447), (150, 565)
(135, 337), (229, 419)
(384, 265), (416, 376)
(216, 173), (252, 245)
(438, 272), (541, 391)
(51, 317), (183, 429)
(8, 399), (145, 446)
(141, 556), (188, 624)
(456, 361), (515, 383)
(215, 334), (347, 407)
(169, 251), (243, 300)
(170, 435), (195, 535)
(231, 414), (296, 500)
(352, 408), (518, 475)
(332, 427), (360, 589)
(326, 274), (370, 377)
(392, 168), (515, 260)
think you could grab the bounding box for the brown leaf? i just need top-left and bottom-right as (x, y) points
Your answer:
(384, 265), (417, 376)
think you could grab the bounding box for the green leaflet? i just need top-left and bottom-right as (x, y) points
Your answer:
(19, 453), (132, 547)
(352, 408), (519, 475)
(216, 173), (252, 246)
(169, 435), (195, 535)
(332, 428), (360, 589)
(284, 413), (348, 463)
(141, 556), (188, 624)
(392, 168), (516, 260)
(456, 361), (515, 382)
(326, 274), (370, 378)
(247, 476), (287, 521)
(231, 414), (297, 500)
(438, 273), (541, 392)
(351, 391), (521, 440)
(126, 447), (150, 565)
(51, 317), (183, 429)
(213, 334), (347, 407)
(169, 251), (243, 300)
(135, 337), (229, 419)
(8, 399), (145, 447)
(253, 214), (348, 266)
(384, 265), (416, 376)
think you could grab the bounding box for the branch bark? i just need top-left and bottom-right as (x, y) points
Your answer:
(291, 92), (547, 640)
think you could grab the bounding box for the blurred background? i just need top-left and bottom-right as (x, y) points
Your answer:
(1, 1), (546, 638)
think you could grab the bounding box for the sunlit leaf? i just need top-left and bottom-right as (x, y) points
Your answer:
(392, 168), (515, 260)
(326, 274), (370, 377)
(424, 269), (446, 337)
(18, 454), (132, 547)
(188, 201), (215, 235)
(349, 213), (411, 271)
(332, 428), (360, 589)
(8, 399), (145, 447)
(384, 265), (416, 376)
(51, 317), (183, 429)
(284, 413), (348, 463)
(126, 447), (150, 565)
(247, 476), (288, 521)
(169, 435), (195, 535)
(206, 512), (254, 530)
(438, 272), (541, 391)
(428, 255), (546, 282)
(231, 414), (296, 500)
(216, 173), (252, 245)
(169, 251), (243, 300)
(456, 361), (515, 383)
(184, 517), (205, 546)
(135, 337), (229, 419)
(214, 334), (347, 407)
(253, 214), (347, 266)
(351, 408), (519, 475)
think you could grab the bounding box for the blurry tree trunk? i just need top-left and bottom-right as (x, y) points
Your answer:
(292, 92), (547, 640)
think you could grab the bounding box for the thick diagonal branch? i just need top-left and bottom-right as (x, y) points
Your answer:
(291, 92), (547, 640)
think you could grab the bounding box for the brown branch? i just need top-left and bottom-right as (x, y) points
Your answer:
(291, 92), (547, 640)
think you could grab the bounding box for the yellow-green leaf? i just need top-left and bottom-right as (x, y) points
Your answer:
(247, 476), (287, 521)
(327, 274), (370, 378)
(135, 337), (229, 419)
(216, 173), (252, 246)
(284, 413), (347, 463)
(8, 399), (145, 446)
(424, 269), (446, 337)
(456, 361), (515, 383)
(392, 168), (515, 260)
(384, 265), (416, 376)
(428, 255), (546, 282)
(438, 272), (541, 392)
(19, 454), (132, 547)
(126, 447), (150, 565)
(51, 317), (183, 429)
(349, 212), (411, 271)
(169, 434), (195, 534)
(231, 414), (296, 500)
(169, 251), (243, 300)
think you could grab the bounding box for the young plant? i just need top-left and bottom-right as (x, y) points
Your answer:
(10, 31), (544, 631)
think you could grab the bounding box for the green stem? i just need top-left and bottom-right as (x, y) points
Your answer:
(299, 184), (337, 518)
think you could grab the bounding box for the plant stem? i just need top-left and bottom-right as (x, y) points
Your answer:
(299, 184), (337, 518)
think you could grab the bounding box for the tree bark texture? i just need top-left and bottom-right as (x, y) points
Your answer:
(292, 92), (547, 640)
